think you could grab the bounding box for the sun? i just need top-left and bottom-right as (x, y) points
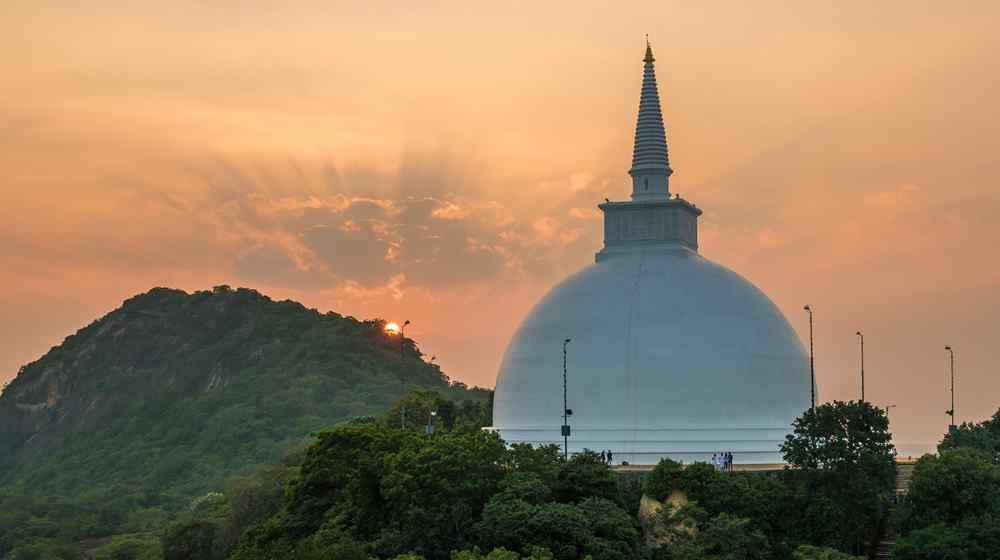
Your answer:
(384, 322), (401, 335)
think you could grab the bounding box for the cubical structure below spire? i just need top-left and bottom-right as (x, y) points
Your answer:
(630, 42), (672, 200)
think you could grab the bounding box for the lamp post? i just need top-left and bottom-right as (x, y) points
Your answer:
(427, 410), (437, 436)
(885, 404), (896, 424)
(562, 338), (572, 460)
(945, 346), (955, 431)
(400, 320), (410, 357)
(855, 331), (865, 403)
(400, 319), (410, 429)
(804, 305), (815, 410)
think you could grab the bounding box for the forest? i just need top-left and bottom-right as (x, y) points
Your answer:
(7, 396), (1000, 559)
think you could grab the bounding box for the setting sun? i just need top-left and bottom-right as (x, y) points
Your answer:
(384, 322), (401, 335)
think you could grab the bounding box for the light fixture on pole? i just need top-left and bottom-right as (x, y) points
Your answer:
(945, 346), (955, 432)
(427, 410), (437, 436)
(885, 404), (896, 423)
(400, 319), (411, 429)
(400, 320), (410, 357)
(804, 305), (815, 410)
(562, 338), (572, 460)
(855, 330), (865, 403)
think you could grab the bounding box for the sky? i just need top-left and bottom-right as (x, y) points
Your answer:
(2, 1), (999, 454)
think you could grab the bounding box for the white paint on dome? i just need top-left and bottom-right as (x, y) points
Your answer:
(490, 247), (811, 464)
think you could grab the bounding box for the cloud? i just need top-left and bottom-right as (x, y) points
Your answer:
(864, 184), (919, 215)
(431, 201), (468, 220)
(569, 207), (602, 220)
(303, 222), (396, 284)
(142, 155), (604, 296)
(232, 245), (332, 290)
(754, 228), (786, 250)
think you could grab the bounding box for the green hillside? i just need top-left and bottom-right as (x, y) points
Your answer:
(0, 286), (486, 534)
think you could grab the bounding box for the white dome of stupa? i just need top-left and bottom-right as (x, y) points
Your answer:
(489, 43), (811, 465)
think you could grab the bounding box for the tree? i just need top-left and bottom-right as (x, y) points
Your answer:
(502, 444), (563, 489)
(779, 402), (896, 556)
(293, 537), (369, 560)
(643, 459), (684, 502)
(162, 520), (225, 560)
(478, 498), (591, 560)
(231, 423), (411, 559)
(892, 515), (1000, 560)
(575, 497), (641, 560)
(379, 430), (509, 557)
(696, 514), (770, 560)
(897, 448), (1000, 533)
(939, 408), (1000, 463)
(384, 390), (458, 432)
(452, 548), (556, 560)
(476, 470), (638, 560)
(891, 524), (966, 560)
(551, 451), (620, 505)
(791, 545), (862, 560)
(652, 508), (769, 560)
(223, 463), (296, 550)
(644, 458), (793, 554)
(781, 401), (895, 472)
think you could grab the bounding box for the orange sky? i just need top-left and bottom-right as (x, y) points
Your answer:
(2, 1), (999, 454)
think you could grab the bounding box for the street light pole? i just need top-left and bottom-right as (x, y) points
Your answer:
(804, 305), (815, 410)
(856, 330), (865, 403)
(400, 319), (411, 429)
(427, 410), (437, 436)
(945, 346), (955, 431)
(562, 338), (572, 460)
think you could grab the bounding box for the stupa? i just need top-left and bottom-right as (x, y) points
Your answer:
(489, 43), (811, 465)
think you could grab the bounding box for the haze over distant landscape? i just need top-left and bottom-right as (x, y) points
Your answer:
(2, 1), (999, 452)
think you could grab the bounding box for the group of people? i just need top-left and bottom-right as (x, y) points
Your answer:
(599, 449), (614, 465)
(712, 452), (734, 472)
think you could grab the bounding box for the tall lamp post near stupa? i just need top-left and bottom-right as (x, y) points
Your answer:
(804, 305), (815, 410)
(562, 338), (572, 460)
(400, 320), (410, 428)
(945, 345), (956, 432)
(856, 330), (865, 402)
(384, 320), (412, 429)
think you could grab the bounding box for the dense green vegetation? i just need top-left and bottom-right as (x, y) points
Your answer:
(641, 400), (893, 559)
(938, 409), (1000, 463)
(0, 287), (488, 558)
(225, 422), (639, 560)
(145, 401), (881, 560)
(891, 408), (1000, 559)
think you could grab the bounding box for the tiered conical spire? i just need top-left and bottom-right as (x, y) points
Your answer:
(596, 41), (701, 261)
(629, 40), (672, 200)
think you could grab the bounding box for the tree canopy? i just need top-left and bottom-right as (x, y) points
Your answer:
(779, 401), (896, 556)
(891, 409), (1000, 559)
(230, 426), (640, 560)
(898, 448), (1000, 532)
(780, 401), (895, 472)
(939, 407), (1000, 463)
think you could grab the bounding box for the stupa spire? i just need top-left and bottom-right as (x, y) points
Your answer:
(629, 39), (672, 200)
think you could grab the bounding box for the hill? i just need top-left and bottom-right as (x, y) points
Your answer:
(0, 286), (485, 521)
